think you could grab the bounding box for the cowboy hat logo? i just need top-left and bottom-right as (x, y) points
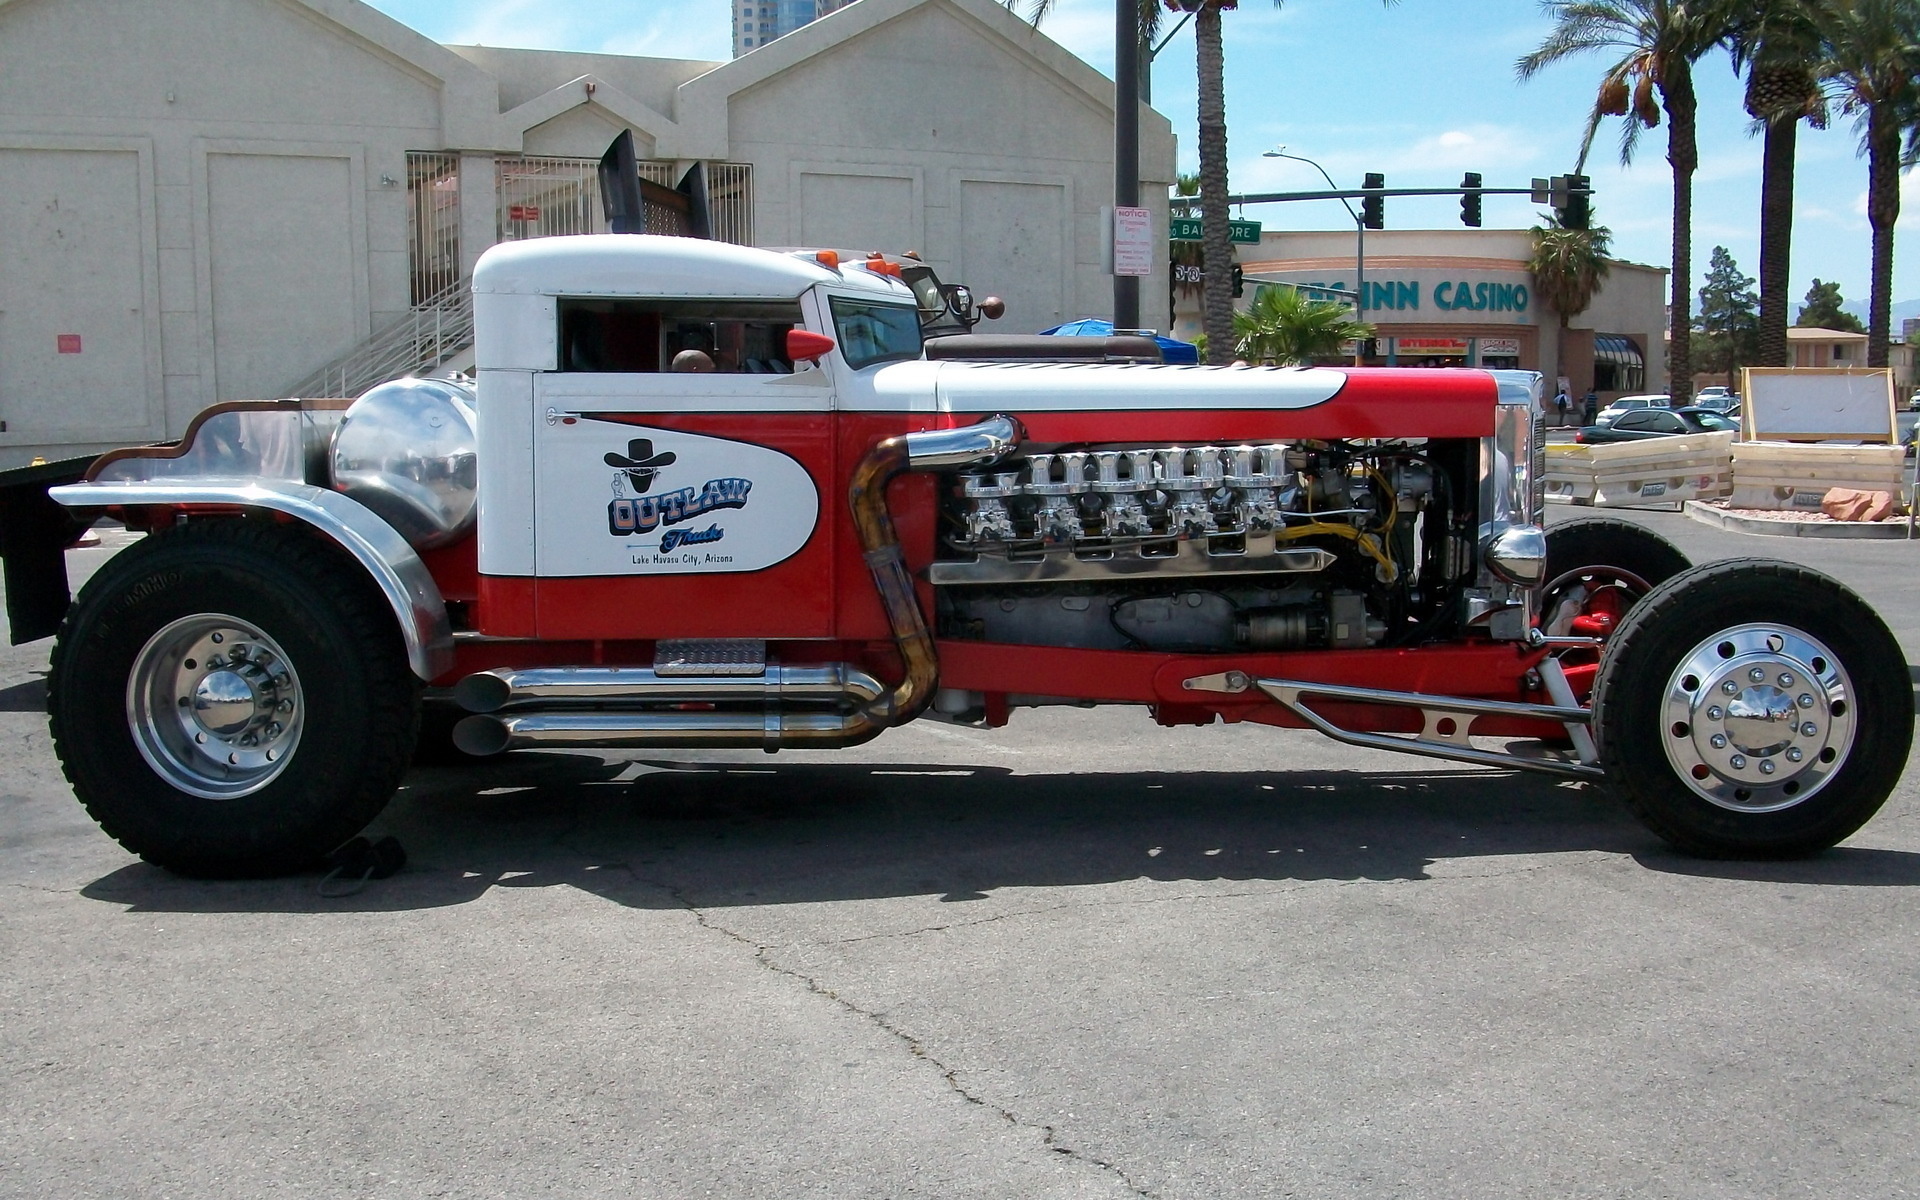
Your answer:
(605, 438), (677, 494)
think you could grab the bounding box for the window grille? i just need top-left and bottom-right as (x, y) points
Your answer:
(405, 152), (461, 307)
(705, 162), (755, 245)
(493, 156), (752, 247)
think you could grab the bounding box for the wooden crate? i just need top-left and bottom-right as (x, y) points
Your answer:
(1728, 441), (1906, 511)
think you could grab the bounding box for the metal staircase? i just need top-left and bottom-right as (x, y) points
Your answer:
(284, 276), (473, 399)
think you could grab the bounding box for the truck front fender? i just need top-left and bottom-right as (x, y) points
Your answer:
(48, 479), (453, 681)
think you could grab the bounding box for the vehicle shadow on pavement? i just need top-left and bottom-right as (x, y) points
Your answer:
(79, 751), (1920, 914)
(0, 675), (47, 712)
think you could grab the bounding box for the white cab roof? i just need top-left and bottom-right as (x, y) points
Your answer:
(472, 234), (912, 302)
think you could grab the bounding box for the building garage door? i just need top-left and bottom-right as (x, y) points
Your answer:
(957, 179), (1066, 334)
(0, 147), (151, 442)
(207, 153), (359, 401)
(797, 170), (918, 254)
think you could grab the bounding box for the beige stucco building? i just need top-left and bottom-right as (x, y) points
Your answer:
(0, 0), (1175, 468)
(1173, 228), (1668, 401)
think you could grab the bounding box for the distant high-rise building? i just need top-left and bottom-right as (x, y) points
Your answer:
(734, 0), (856, 57)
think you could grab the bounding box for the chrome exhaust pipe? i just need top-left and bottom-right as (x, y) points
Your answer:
(453, 664), (884, 714)
(451, 709), (881, 757)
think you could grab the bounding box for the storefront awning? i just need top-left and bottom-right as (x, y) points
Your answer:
(1594, 334), (1643, 367)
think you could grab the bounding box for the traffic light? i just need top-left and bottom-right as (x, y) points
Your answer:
(1360, 173), (1385, 230)
(1560, 174), (1592, 230)
(1460, 172), (1483, 227)
(1230, 263), (1245, 298)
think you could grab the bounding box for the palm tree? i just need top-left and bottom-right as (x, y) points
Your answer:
(1183, 0), (1240, 364)
(1726, 0), (1831, 369)
(1232, 284), (1375, 364)
(1529, 218), (1615, 393)
(1819, 0), (1920, 368)
(1518, 1), (1734, 407)
(1170, 172), (1204, 303)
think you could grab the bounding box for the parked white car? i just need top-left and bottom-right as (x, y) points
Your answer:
(1595, 394), (1671, 424)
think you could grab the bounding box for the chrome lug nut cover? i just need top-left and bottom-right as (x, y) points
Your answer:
(1662, 623), (1854, 812)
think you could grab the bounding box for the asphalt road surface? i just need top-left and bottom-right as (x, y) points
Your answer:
(6, 508), (1920, 1199)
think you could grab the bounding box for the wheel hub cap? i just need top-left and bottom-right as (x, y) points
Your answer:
(126, 615), (304, 800)
(192, 666), (272, 738)
(1662, 623), (1853, 813)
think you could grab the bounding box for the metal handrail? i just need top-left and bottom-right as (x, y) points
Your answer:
(282, 276), (474, 400)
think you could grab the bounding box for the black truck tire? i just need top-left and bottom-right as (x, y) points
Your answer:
(48, 518), (419, 877)
(1592, 558), (1911, 858)
(1540, 517), (1690, 634)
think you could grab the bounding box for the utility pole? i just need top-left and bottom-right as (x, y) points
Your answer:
(1113, 0), (1141, 329)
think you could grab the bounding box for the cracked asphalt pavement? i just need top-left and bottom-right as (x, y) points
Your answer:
(7, 510), (1920, 1198)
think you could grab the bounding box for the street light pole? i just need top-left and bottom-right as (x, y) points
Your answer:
(1262, 148), (1365, 365)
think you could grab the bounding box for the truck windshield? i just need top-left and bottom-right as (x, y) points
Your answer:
(830, 297), (923, 369)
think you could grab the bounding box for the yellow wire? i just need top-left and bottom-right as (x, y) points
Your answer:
(1277, 520), (1398, 582)
(1366, 466), (1398, 534)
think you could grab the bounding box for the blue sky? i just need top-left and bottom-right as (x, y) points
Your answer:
(365, 0), (1918, 312)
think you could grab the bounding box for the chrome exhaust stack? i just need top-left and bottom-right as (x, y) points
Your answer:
(453, 664), (884, 713)
(448, 664), (889, 756)
(451, 709), (881, 757)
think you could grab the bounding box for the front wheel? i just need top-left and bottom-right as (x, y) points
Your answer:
(1593, 559), (1912, 858)
(49, 519), (419, 876)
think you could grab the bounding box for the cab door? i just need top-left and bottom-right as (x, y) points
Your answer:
(529, 297), (837, 641)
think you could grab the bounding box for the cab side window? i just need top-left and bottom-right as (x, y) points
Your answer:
(558, 299), (802, 374)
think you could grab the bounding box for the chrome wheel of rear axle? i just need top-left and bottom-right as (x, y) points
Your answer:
(125, 613), (304, 799)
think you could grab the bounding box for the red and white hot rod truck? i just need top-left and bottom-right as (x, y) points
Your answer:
(25, 234), (1914, 875)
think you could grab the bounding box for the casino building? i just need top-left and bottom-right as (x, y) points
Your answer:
(1170, 227), (1669, 402)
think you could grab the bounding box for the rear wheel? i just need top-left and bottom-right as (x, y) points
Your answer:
(1593, 559), (1911, 858)
(49, 519), (419, 877)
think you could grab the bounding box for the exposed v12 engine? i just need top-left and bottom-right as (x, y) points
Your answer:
(934, 439), (1468, 653)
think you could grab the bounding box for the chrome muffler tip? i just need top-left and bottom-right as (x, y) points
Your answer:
(453, 671), (514, 714)
(452, 714), (511, 757)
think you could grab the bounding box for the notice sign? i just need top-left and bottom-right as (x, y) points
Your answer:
(56, 334), (81, 354)
(508, 204), (541, 222)
(1113, 206), (1153, 278)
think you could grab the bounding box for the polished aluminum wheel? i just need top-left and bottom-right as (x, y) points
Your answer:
(1661, 622), (1854, 813)
(125, 614), (304, 799)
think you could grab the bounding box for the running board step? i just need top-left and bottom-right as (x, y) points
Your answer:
(654, 638), (766, 676)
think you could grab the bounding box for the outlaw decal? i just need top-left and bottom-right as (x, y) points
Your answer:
(608, 477), (752, 536)
(534, 421), (819, 577)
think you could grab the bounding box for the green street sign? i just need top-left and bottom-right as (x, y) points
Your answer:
(1170, 217), (1261, 244)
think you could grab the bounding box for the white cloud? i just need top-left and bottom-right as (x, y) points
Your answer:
(449, 0), (559, 47)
